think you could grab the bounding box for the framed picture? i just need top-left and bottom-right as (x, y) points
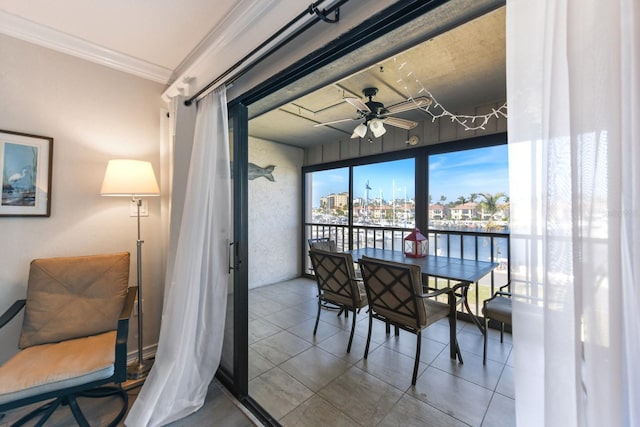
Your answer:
(0, 130), (53, 217)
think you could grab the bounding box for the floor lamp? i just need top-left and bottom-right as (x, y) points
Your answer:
(101, 159), (160, 380)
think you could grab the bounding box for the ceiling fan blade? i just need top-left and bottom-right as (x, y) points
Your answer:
(382, 117), (419, 130)
(344, 97), (371, 113)
(313, 117), (358, 127)
(384, 96), (432, 114)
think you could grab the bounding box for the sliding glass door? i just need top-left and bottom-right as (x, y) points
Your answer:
(218, 102), (249, 398)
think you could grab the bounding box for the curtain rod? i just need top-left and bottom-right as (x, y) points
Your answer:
(184, 0), (349, 106)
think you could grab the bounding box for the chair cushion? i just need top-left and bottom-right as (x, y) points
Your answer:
(19, 252), (129, 349)
(422, 299), (451, 327)
(0, 331), (116, 405)
(310, 240), (337, 252)
(483, 295), (512, 324)
(323, 281), (368, 309)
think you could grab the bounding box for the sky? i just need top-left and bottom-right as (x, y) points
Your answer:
(310, 145), (508, 207)
(429, 145), (509, 204)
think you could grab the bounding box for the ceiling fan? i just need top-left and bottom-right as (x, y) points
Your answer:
(314, 87), (432, 138)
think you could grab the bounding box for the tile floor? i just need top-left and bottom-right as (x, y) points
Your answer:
(248, 277), (515, 427)
(0, 377), (259, 426)
(1, 277), (513, 427)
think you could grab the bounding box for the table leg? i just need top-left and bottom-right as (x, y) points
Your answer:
(447, 291), (463, 363)
(457, 282), (485, 334)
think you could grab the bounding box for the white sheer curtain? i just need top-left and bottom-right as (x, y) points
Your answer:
(507, 1), (639, 426)
(125, 87), (231, 427)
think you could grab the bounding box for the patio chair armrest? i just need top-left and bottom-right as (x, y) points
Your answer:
(420, 287), (454, 299)
(114, 287), (137, 382)
(484, 287), (512, 308)
(117, 287), (137, 340)
(499, 282), (511, 291)
(0, 299), (26, 329)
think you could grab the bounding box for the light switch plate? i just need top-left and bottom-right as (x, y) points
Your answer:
(130, 200), (149, 217)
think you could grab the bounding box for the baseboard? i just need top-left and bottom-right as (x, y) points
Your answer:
(127, 344), (157, 365)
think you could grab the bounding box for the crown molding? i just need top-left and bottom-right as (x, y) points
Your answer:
(161, 0), (299, 102)
(0, 10), (172, 84)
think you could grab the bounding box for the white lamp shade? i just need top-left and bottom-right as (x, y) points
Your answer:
(369, 119), (386, 138)
(100, 159), (160, 196)
(351, 123), (368, 139)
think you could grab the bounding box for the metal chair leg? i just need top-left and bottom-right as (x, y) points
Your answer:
(12, 398), (60, 427)
(412, 331), (422, 386)
(346, 307), (356, 353)
(313, 299), (321, 335)
(66, 395), (90, 427)
(483, 317), (489, 365)
(78, 385), (129, 427)
(364, 312), (373, 358)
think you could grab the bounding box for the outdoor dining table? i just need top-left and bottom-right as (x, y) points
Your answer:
(348, 247), (499, 360)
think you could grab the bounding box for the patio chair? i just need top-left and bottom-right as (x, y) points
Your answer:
(308, 248), (368, 353)
(482, 283), (512, 364)
(0, 252), (136, 426)
(359, 256), (463, 385)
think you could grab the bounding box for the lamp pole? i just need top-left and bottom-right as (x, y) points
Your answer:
(100, 159), (159, 381)
(127, 197), (153, 379)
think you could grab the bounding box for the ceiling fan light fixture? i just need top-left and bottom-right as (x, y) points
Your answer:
(351, 123), (367, 138)
(369, 119), (386, 138)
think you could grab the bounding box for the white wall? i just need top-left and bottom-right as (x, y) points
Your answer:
(0, 34), (166, 363)
(248, 137), (303, 288)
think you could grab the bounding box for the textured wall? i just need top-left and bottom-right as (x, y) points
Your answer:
(248, 137), (304, 288)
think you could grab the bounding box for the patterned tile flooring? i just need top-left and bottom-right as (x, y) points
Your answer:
(248, 277), (515, 427)
(1, 277), (513, 427)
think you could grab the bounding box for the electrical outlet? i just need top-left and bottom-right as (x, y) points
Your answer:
(130, 200), (149, 217)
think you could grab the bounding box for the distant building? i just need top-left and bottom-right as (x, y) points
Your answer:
(450, 202), (478, 220)
(324, 192), (349, 211)
(429, 204), (447, 220)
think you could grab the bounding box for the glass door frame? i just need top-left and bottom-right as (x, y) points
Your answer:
(215, 101), (249, 397)
(216, 1), (506, 424)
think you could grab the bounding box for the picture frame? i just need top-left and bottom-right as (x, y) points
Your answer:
(0, 130), (53, 217)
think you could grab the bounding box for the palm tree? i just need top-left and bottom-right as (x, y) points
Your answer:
(439, 195), (447, 205)
(456, 196), (469, 205)
(478, 192), (506, 219)
(469, 193), (478, 203)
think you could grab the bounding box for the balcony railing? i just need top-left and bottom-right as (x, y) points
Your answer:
(304, 222), (510, 320)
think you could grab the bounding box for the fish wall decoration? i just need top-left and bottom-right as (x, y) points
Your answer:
(248, 163), (275, 181)
(230, 162), (276, 182)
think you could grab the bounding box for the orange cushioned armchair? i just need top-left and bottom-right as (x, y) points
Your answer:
(0, 252), (136, 427)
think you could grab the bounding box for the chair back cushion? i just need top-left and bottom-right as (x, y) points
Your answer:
(308, 239), (337, 252)
(359, 256), (426, 329)
(309, 249), (364, 308)
(19, 252), (130, 349)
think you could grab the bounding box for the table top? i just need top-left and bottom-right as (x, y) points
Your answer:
(349, 248), (498, 283)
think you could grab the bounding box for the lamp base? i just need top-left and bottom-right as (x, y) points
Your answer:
(126, 358), (154, 380)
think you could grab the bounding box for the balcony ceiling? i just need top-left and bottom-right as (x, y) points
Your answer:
(249, 5), (506, 149)
(1, 1), (505, 150)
